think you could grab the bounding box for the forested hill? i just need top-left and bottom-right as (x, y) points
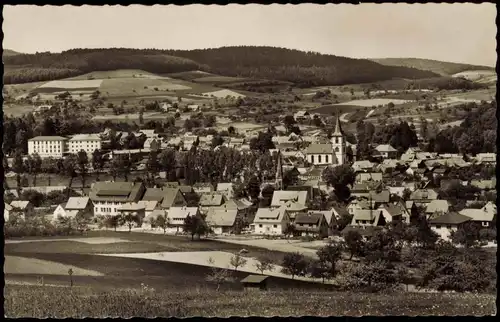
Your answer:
(4, 46), (439, 85)
(2, 49), (22, 57)
(370, 58), (494, 76)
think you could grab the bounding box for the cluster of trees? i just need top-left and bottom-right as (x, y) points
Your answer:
(278, 220), (495, 293)
(5, 188), (80, 208)
(183, 114), (217, 131)
(427, 101), (497, 155)
(5, 47), (438, 86)
(4, 213), (91, 238)
(4, 49), (204, 84)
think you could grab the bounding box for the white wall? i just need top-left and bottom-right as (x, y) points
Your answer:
(430, 225), (458, 241)
(69, 139), (101, 154)
(307, 153), (333, 165)
(93, 201), (125, 217)
(28, 140), (66, 158)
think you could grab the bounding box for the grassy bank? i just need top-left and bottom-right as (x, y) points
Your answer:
(5, 284), (495, 317)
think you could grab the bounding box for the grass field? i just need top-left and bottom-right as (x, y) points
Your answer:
(5, 284), (496, 317)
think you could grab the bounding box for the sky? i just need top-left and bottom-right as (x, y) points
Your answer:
(3, 4), (497, 66)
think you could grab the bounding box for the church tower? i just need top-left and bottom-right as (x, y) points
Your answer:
(275, 150), (284, 190)
(331, 115), (346, 165)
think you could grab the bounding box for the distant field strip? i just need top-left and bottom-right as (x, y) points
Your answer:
(4, 255), (104, 276)
(334, 98), (411, 107)
(203, 89), (246, 98)
(38, 79), (103, 89)
(5, 237), (132, 245)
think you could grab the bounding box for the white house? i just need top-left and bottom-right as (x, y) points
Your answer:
(68, 134), (102, 155)
(4, 203), (13, 222)
(251, 207), (290, 235)
(429, 212), (472, 241)
(205, 207), (239, 235)
(374, 144), (398, 159)
(166, 206), (200, 233)
(216, 183), (234, 199)
(459, 202), (497, 228)
(138, 200), (160, 218)
(28, 136), (68, 158)
(89, 182), (145, 217)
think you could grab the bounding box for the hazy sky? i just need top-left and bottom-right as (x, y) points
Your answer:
(3, 4), (496, 66)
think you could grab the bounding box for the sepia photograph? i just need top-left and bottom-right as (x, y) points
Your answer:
(2, 3), (497, 318)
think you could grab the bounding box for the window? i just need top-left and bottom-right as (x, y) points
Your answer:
(325, 155), (329, 163)
(311, 155), (314, 163)
(436, 225), (441, 229)
(318, 155), (322, 163)
(446, 225), (452, 229)
(309, 224), (313, 227)
(273, 225), (277, 228)
(335, 147), (339, 152)
(482, 221), (489, 227)
(259, 224), (263, 228)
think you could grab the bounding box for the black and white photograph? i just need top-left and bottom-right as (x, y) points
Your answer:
(2, 3), (497, 317)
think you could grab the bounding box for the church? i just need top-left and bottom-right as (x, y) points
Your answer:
(304, 115), (348, 166)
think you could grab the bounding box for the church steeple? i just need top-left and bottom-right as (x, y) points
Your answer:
(333, 114), (344, 137)
(275, 150), (284, 190)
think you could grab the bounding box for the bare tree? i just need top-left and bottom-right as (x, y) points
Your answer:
(229, 253), (248, 272)
(206, 257), (232, 291)
(255, 256), (274, 275)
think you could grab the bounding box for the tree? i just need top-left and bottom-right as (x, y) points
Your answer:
(27, 153), (42, 186)
(283, 115), (297, 133)
(74, 212), (91, 234)
(246, 175), (261, 202)
(146, 151), (160, 185)
(120, 212), (142, 232)
(76, 150), (89, 191)
(63, 155), (77, 198)
(228, 126), (236, 135)
(104, 215), (120, 232)
(283, 168), (299, 188)
(260, 184), (275, 207)
(281, 252), (309, 280)
(308, 259), (330, 284)
(343, 230), (365, 260)
(255, 256), (274, 275)
(316, 240), (343, 279)
(12, 150), (25, 194)
(322, 165), (356, 202)
(229, 253), (248, 272)
(183, 214), (209, 241)
(395, 265), (412, 292)
(351, 260), (396, 291)
(206, 257), (232, 292)
(450, 222), (482, 248)
(112, 154), (132, 182)
(91, 150), (106, 181)
(211, 135), (224, 149)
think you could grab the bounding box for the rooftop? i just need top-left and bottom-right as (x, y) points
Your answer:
(28, 136), (68, 141)
(69, 134), (102, 141)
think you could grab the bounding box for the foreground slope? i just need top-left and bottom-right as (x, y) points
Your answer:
(371, 57), (494, 76)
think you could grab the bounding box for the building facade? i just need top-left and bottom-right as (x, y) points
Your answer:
(28, 136), (68, 158)
(68, 134), (102, 155)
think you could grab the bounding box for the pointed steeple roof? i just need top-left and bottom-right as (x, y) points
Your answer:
(333, 114), (344, 136)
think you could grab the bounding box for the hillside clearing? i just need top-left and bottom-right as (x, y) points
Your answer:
(202, 89), (246, 98)
(37, 79), (103, 90)
(5, 255), (104, 276)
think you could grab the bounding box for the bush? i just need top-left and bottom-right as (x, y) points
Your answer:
(4, 216), (84, 238)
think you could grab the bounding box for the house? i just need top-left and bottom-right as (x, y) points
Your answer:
(251, 207), (290, 235)
(68, 134), (102, 155)
(144, 138), (161, 151)
(241, 275), (269, 291)
(425, 200), (450, 219)
(205, 207), (239, 235)
(10, 200), (34, 217)
(294, 110), (310, 121)
(350, 208), (386, 228)
(470, 179), (496, 191)
(429, 212), (472, 241)
(304, 144), (335, 165)
(216, 183), (234, 199)
(355, 172), (383, 184)
(432, 167), (449, 179)
(166, 206), (201, 233)
(298, 167), (322, 182)
(28, 136), (68, 158)
(374, 144), (398, 159)
(145, 209), (167, 228)
(294, 212), (329, 238)
(459, 202), (497, 228)
(53, 196), (94, 221)
(377, 159), (401, 173)
(89, 182), (145, 217)
(271, 190), (308, 208)
(187, 104), (200, 112)
(376, 204), (405, 223)
(351, 160), (376, 173)
(159, 188), (188, 209)
(138, 200), (160, 217)
(227, 138), (245, 149)
(409, 189), (439, 205)
(199, 193), (225, 212)
(193, 182), (215, 194)
(474, 153), (496, 164)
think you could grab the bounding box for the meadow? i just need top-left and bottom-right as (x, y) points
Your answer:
(5, 284), (496, 317)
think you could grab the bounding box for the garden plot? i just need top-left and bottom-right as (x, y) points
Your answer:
(5, 255), (104, 276)
(97, 251), (328, 283)
(37, 79), (103, 90)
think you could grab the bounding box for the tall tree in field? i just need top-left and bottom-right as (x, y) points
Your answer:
(63, 154), (77, 198)
(183, 214), (209, 241)
(229, 253), (248, 272)
(146, 151), (160, 186)
(12, 149), (25, 194)
(316, 240), (343, 279)
(322, 164), (356, 202)
(159, 149), (176, 180)
(112, 154), (132, 182)
(343, 230), (365, 260)
(77, 150), (89, 191)
(25, 153), (42, 186)
(120, 212), (142, 232)
(153, 213), (170, 234)
(92, 149), (105, 181)
(281, 252), (309, 280)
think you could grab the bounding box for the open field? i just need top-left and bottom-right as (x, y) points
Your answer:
(36, 79), (103, 90)
(452, 69), (496, 82)
(194, 75), (247, 84)
(5, 284), (496, 317)
(5, 256), (104, 276)
(202, 89), (246, 98)
(333, 98), (412, 107)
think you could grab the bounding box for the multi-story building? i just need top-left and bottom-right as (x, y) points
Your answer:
(28, 136), (68, 158)
(89, 182), (145, 217)
(68, 134), (102, 155)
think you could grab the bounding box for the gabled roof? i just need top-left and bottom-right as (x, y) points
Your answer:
(138, 200), (159, 211)
(375, 144), (397, 152)
(90, 182), (144, 202)
(69, 134), (101, 141)
(199, 193), (224, 207)
(380, 204), (404, 217)
(117, 202), (145, 211)
(295, 212), (323, 225)
(304, 143), (333, 155)
(331, 206), (349, 219)
(356, 172), (383, 182)
(271, 190), (308, 207)
(253, 207), (287, 224)
(425, 200), (450, 214)
(160, 188), (186, 208)
(351, 160), (375, 170)
(410, 189), (439, 201)
(10, 200), (31, 209)
(309, 209), (335, 225)
(28, 136), (68, 141)
(167, 207), (199, 220)
(241, 275), (268, 284)
(65, 197), (90, 210)
(205, 207), (238, 227)
(459, 208), (495, 222)
(142, 188), (166, 202)
(429, 212), (471, 225)
(5, 203), (13, 211)
(369, 190), (390, 203)
(216, 183), (234, 192)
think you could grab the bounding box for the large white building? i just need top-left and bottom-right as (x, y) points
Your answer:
(304, 116), (346, 166)
(89, 182), (146, 217)
(68, 134), (102, 154)
(28, 136), (68, 158)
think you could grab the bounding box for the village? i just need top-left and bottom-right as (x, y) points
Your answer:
(4, 108), (497, 246)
